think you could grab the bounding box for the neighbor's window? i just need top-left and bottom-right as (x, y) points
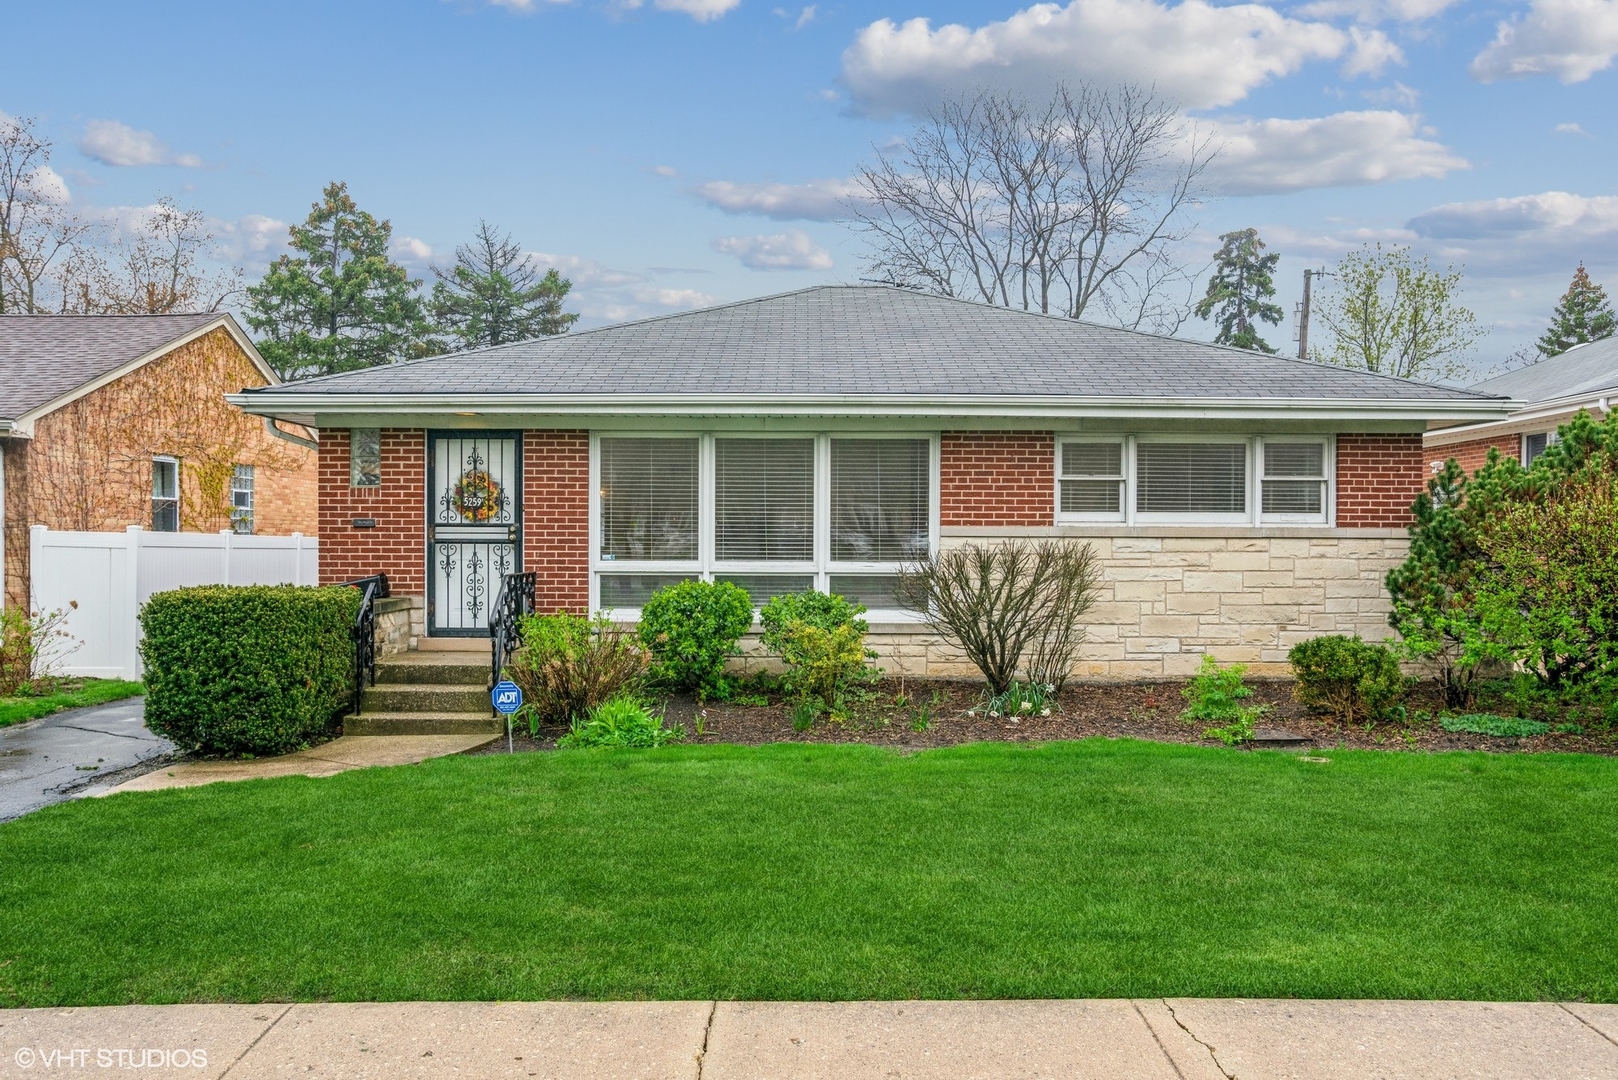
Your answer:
(350, 428), (381, 488)
(230, 465), (255, 534)
(1135, 441), (1248, 517)
(1059, 440), (1125, 518)
(598, 437), (699, 560)
(152, 457), (179, 532)
(1523, 431), (1555, 465)
(594, 434), (935, 614)
(1260, 441), (1327, 519)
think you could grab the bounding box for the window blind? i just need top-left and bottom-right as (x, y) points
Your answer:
(830, 439), (930, 561)
(1136, 442), (1247, 514)
(599, 438), (699, 560)
(715, 438), (814, 561)
(1060, 441), (1124, 514)
(1261, 442), (1326, 515)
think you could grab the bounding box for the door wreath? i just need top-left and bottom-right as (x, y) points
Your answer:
(451, 469), (503, 522)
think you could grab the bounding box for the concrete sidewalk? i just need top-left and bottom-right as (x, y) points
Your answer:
(101, 735), (497, 795)
(1, 999), (1614, 1079)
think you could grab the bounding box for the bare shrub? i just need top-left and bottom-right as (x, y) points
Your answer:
(504, 611), (647, 731)
(0, 603), (79, 696)
(899, 540), (1100, 694)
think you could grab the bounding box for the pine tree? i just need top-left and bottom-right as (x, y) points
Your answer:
(1193, 228), (1283, 353)
(1536, 263), (1616, 357)
(430, 221), (578, 349)
(245, 181), (434, 381)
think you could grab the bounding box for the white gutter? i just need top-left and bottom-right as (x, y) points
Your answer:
(262, 416), (319, 450)
(229, 391), (1519, 424)
(1425, 391), (1614, 445)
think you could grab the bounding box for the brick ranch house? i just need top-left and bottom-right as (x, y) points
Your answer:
(1, 313), (319, 610)
(233, 286), (1514, 679)
(1425, 335), (1615, 473)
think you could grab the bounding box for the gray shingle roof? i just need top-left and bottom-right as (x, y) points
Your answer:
(260, 286), (1500, 403)
(1469, 336), (1618, 405)
(0, 313), (224, 420)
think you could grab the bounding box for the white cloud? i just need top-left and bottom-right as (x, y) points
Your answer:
(391, 235), (434, 263)
(1408, 190), (1618, 244)
(838, 0), (1357, 116)
(795, 4), (816, 29)
(1340, 26), (1404, 76)
(1203, 110), (1466, 194)
(527, 251), (718, 324)
(652, 164), (679, 177)
(23, 165), (71, 205)
(1554, 121), (1589, 134)
(78, 119), (203, 168)
(1293, 0), (1458, 23)
(712, 231), (834, 270)
(209, 213), (291, 275)
(688, 177), (864, 220)
(1360, 80), (1420, 106)
(1470, 0), (1618, 83)
(616, 0), (741, 19)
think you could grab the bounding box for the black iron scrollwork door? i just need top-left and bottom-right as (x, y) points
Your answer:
(427, 432), (521, 636)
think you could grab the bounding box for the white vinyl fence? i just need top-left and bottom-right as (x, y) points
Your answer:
(29, 525), (320, 680)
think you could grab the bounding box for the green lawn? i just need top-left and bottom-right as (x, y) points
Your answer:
(0, 740), (1614, 1006)
(0, 679), (144, 727)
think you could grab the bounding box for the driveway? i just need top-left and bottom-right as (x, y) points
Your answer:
(0, 696), (169, 822)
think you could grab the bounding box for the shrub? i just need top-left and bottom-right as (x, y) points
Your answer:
(760, 590), (876, 709)
(1181, 655), (1268, 745)
(0, 604), (78, 696)
(140, 585), (359, 756)
(780, 621), (876, 711)
(556, 694), (684, 748)
(899, 539), (1100, 694)
(1440, 713), (1551, 738)
(1289, 635), (1406, 725)
(637, 580), (755, 699)
(505, 611), (645, 732)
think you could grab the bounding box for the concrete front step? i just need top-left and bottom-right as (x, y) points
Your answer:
(363, 683), (491, 713)
(346, 712), (504, 736)
(375, 655), (491, 687)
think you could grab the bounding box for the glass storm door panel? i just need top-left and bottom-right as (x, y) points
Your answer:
(427, 432), (521, 635)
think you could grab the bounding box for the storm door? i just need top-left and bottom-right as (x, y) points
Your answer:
(427, 432), (521, 635)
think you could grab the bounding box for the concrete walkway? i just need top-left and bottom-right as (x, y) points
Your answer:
(0, 697), (166, 822)
(104, 735), (498, 795)
(1, 999), (1613, 1078)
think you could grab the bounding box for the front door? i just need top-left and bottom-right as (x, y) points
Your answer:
(427, 431), (521, 636)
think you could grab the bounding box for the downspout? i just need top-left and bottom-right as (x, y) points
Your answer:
(263, 416), (319, 451)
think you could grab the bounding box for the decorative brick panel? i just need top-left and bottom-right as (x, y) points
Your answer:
(1433, 434), (1521, 475)
(523, 430), (590, 613)
(940, 432), (1054, 526)
(317, 429), (426, 592)
(1335, 433), (1425, 528)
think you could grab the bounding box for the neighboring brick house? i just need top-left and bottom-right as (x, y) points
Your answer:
(1, 313), (319, 609)
(1425, 336), (1616, 473)
(234, 286), (1512, 677)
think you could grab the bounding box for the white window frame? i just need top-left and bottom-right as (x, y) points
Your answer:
(589, 432), (939, 621)
(151, 455), (180, 533)
(1257, 436), (1333, 525)
(1522, 430), (1556, 465)
(1055, 434), (1336, 526)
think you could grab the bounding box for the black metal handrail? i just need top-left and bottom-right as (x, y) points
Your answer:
(489, 571), (537, 697)
(345, 573), (391, 717)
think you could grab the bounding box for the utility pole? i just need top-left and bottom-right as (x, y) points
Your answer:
(1297, 268), (1314, 360)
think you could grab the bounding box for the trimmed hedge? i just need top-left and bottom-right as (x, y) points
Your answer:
(140, 585), (360, 756)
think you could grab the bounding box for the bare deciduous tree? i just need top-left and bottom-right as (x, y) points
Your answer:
(0, 115), (96, 314)
(899, 539), (1101, 694)
(58, 197), (241, 314)
(851, 84), (1212, 334)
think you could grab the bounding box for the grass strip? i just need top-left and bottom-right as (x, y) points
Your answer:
(0, 679), (144, 727)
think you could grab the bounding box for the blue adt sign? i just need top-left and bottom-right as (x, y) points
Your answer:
(492, 680), (523, 715)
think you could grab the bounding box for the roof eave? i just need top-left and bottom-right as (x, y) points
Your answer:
(228, 391), (1518, 424)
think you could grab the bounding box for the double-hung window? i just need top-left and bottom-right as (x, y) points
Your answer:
(230, 465), (255, 534)
(1523, 431), (1556, 465)
(593, 434), (936, 616)
(1056, 436), (1333, 525)
(151, 457), (179, 532)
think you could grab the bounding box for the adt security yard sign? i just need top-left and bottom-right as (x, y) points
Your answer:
(493, 680), (523, 752)
(492, 681), (522, 714)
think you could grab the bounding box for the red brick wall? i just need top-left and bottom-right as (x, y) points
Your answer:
(940, 432), (1055, 526)
(318, 429), (426, 592)
(1431, 433), (1521, 475)
(1335, 433), (1425, 528)
(523, 430), (590, 613)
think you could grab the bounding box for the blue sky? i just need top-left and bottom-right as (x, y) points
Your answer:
(4, 0), (1615, 372)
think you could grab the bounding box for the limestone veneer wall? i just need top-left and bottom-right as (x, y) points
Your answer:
(732, 528), (1409, 681)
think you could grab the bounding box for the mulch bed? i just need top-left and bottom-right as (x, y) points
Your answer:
(471, 677), (1616, 756)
